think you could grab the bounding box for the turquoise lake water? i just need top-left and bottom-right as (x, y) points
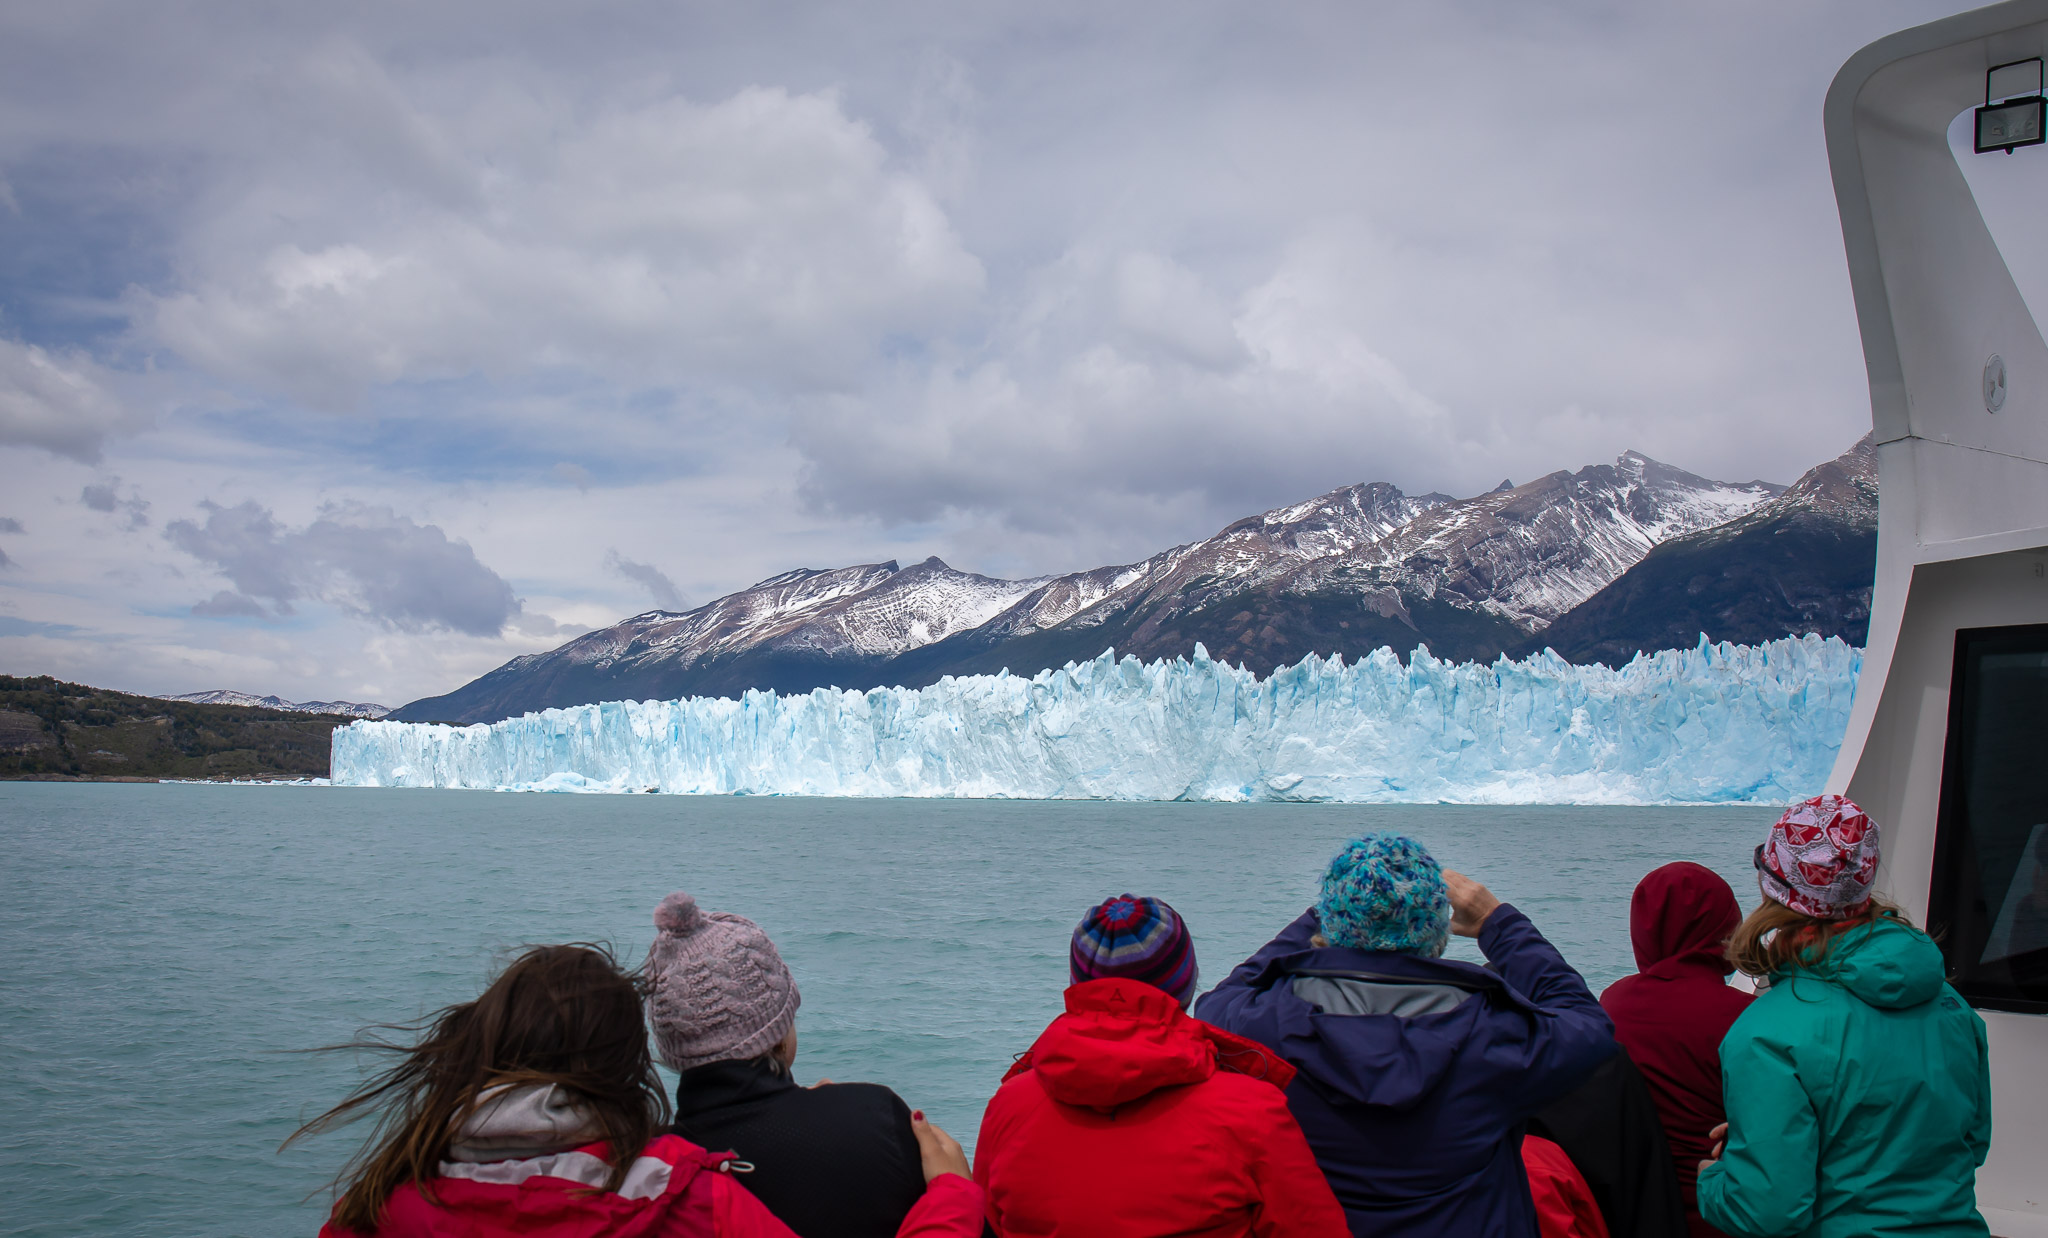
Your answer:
(0, 783), (1773, 1237)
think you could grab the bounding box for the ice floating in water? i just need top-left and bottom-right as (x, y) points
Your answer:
(330, 635), (1860, 804)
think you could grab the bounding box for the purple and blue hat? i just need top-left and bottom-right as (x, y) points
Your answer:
(1070, 894), (1199, 1004)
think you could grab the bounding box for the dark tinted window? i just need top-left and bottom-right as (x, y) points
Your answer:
(1931, 624), (2048, 1011)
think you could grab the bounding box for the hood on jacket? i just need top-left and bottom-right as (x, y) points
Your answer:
(1017, 978), (1292, 1111)
(1785, 917), (1947, 1010)
(1242, 946), (1521, 1111)
(447, 1083), (602, 1164)
(1631, 861), (1742, 977)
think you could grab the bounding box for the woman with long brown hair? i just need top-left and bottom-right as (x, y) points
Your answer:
(293, 943), (982, 1238)
(1694, 797), (1991, 1238)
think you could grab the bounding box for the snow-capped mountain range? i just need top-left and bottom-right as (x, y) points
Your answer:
(392, 444), (1881, 725)
(1536, 437), (1878, 665)
(160, 690), (390, 719)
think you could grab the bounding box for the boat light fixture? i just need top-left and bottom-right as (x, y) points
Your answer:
(1975, 57), (2045, 153)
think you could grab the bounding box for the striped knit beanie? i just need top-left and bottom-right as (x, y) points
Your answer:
(1317, 833), (1452, 957)
(1070, 894), (1199, 1005)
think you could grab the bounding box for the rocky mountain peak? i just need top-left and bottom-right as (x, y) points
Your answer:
(389, 443), (1856, 724)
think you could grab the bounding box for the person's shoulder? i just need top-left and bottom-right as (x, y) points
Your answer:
(1186, 1067), (1295, 1122)
(1730, 974), (1850, 1039)
(988, 1064), (1051, 1102)
(1933, 983), (1989, 1035)
(796, 1079), (914, 1121)
(1600, 972), (1644, 1005)
(806, 1078), (907, 1104)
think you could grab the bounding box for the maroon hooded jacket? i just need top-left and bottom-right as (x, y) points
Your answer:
(1599, 863), (1752, 1238)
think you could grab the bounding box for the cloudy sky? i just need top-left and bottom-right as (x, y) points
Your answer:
(4, 1), (2045, 708)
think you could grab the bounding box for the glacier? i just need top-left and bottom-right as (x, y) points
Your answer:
(330, 634), (1861, 804)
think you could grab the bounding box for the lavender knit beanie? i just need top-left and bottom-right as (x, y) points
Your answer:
(643, 892), (800, 1071)
(1317, 833), (1452, 957)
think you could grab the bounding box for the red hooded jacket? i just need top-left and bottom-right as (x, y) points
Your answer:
(1599, 863), (1752, 1238)
(974, 978), (1349, 1237)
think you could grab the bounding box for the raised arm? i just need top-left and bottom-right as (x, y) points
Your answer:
(1447, 871), (1614, 1112)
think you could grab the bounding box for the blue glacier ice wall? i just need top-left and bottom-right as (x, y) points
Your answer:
(330, 635), (1861, 804)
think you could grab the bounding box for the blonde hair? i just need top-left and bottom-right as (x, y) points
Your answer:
(1725, 896), (1910, 979)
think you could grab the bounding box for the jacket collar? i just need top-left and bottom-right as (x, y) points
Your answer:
(674, 1056), (796, 1118)
(1251, 943), (1535, 1014)
(447, 1083), (604, 1164)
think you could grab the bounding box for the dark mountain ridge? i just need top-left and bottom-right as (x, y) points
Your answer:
(1531, 437), (1877, 664)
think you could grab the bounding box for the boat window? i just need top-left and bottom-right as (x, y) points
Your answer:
(1930, 623), (2048, 1012)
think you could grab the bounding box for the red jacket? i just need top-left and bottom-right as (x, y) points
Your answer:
(319, 1133), (983, 1238)
(1599, 862), (1752, 1238)
(1523, 1135), (1610, 1238)
(974, 979), (1349, 1237)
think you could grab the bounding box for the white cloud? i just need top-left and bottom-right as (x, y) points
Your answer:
(785, 233), (1477, 549)
(137, 73), (984, 407)
(0, 339), (148, 463)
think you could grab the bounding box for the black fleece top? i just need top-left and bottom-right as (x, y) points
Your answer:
(1528, 1049), (1689, 1238)
(672, 1058), (926, 1238)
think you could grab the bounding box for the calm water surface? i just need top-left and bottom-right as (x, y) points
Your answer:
(0, 784), (1773, 1237)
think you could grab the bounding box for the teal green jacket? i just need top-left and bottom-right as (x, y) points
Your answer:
(1696, 918), (1990, 1238)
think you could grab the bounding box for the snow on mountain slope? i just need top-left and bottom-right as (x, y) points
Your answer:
(1010, 480), (1455, 639)
(515, 558), (1054, 679)
(1276, 452), (1781, 629)
(1534, 438), (1878, 664)
(389, 452), (1792, 723)
(160, 690), (389, 718)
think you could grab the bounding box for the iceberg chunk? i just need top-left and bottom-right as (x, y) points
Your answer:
(330, 635), (1860, 804)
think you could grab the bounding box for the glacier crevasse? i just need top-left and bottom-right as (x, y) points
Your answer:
(330, 635), (1861, 804)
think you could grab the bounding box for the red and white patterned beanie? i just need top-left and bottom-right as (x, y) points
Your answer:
(1757, 795), (1880, 920)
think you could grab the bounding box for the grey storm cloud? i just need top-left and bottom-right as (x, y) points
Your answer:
(0, 517), (22, 534)
(605, 550), (685, 611)
(80, 478), (151, 528)
(164, 500), (520, 636)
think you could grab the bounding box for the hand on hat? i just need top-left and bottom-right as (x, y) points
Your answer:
(911, 1110), (970, 1184)
(1444, 870), (1501, 937)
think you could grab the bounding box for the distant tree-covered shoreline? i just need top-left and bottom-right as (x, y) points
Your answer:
(0, 676), (350, 781)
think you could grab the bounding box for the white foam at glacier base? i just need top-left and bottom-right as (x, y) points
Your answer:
(331, 635), (1860, 804)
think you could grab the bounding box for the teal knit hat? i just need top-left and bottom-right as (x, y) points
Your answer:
(1316, 833), (1451, 957)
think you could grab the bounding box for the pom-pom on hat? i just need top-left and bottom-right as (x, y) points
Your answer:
(1757, 795), (1881, 920)
(1317, 833), (1452, 957)
(1070, 894), (1199, 1005)
(643, 892), (800, 1071)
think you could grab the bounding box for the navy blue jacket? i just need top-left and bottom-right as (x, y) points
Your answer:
(1194, 905), (1616, 1238)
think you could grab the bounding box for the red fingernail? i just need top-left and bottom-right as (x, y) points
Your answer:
(912, 1110), (924, 1121)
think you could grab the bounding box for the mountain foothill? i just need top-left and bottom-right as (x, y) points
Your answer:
(392, 438), (1879, 725)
